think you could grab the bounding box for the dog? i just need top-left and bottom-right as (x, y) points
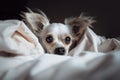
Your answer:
(22, 9), (95, 55)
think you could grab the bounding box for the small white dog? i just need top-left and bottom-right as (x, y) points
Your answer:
(22, 9), (95, 55)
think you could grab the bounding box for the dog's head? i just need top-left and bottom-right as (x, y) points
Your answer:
(22, 9), (95, 55)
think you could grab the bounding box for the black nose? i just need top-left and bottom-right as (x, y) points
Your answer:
(54, 47), (65, 55)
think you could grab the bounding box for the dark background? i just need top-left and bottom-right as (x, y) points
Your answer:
(0, 0), (120, 38)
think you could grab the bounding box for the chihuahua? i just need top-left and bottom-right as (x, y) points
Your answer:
(22, 9), (95, 55)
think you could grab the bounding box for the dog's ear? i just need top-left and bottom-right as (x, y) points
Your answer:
(21, 8), (49, 37)
(65, 13), (95, 38)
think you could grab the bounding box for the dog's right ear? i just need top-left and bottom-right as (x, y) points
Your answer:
(21, 8), (49, 37)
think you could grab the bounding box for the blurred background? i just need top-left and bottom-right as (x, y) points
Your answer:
(0, 0), (120, 38)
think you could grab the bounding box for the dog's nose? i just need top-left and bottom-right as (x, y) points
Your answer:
(54, 47), (65, 55)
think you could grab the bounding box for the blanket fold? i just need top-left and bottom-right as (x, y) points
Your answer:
(69, 27), (120, 56)
(0, 20), (44, 56)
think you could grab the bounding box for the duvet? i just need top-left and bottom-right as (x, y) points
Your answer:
(0, 20), (120, 80)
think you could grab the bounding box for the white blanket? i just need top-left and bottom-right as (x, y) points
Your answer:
(0, 20), (120, 80)
(0, 20), (44, 56)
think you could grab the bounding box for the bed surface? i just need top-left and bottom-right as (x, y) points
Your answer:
(0, 20), (120, 80)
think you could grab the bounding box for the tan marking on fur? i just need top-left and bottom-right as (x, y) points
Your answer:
(43, 33), (55, 46)
(51, 42), (56, 48)
(21, 9), (49, 39)
(65, 14), (95, 40)
(62, 34), (72, 46)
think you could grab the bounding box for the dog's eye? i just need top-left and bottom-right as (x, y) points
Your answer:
(65, 36), (71, 44)
(46, 35), (53, 43)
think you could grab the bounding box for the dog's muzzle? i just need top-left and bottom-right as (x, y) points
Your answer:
(54, 47), (65, 55)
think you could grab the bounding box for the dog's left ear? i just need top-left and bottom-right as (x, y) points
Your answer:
(21, 8), (49, 37)
(65, 13), (95, 38)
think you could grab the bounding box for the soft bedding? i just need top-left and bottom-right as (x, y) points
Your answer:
(0, 20), (120, 80)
